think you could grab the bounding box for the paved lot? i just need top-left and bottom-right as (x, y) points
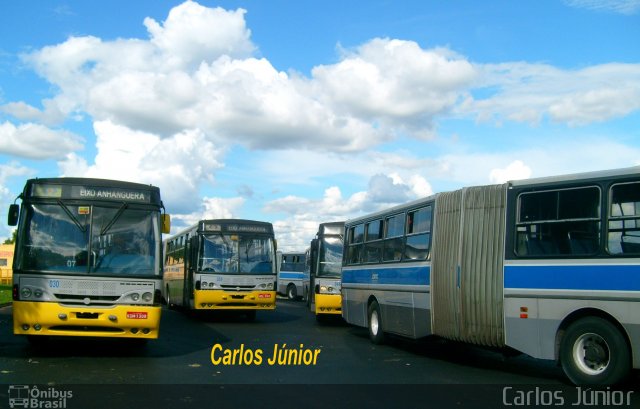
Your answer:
(0, 301), (637, 408)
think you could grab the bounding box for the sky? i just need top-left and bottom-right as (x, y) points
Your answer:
(1, 0), (639, 251)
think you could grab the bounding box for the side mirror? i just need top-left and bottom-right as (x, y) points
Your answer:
(161, 214), (171, 234)
(8, 204), (19, 226)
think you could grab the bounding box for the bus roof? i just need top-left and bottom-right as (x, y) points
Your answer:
(318, 221), (344, 233)
(345, 166), (640, 227)
(508, 166), (640, 188)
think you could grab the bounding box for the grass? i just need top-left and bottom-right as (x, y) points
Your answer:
(0, 284), (12, 304)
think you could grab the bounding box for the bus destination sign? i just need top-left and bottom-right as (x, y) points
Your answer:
(227, 224), (269, 233)
(31, 183), (151, 202)
(73, 187), (150, 202)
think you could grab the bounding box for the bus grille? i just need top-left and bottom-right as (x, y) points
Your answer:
(49, 326), (124, 333)
(54, 294), (120, 301)
(220, 285), (254, 291)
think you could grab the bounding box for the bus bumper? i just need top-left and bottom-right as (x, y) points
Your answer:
(315, 294), (342, 315)
(12, 301), (161, 339)
(193, 290), (276, 310)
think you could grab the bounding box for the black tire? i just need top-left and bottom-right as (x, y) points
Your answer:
(165, 285), (173, 309)
(367, 300), (385, 344)
(286, 284), (297, 300)
(560, 317), (630, 385)
(306, 287), (312, 310)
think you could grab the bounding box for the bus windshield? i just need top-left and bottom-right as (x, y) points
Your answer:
(19, 203), (160, 276)
(318, 236), (343, 277)
(200, 234), (274, 274)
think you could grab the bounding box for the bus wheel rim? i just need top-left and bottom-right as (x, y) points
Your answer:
(573, 332), (610, 375)
(371, 311), (379, 335)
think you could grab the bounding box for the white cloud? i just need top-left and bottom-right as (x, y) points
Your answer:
(0, 162), (33, 241)
(489, 160), (532, 184)
(462, 62), (640, 127)
(0, 121), (84, 160)
(312, 39), (477, 138)
(264, 173), (431, 250)
(4, 0), (637, 172)
(565, 0), (640, 15)
(144, 1), (255, 68)
(58, 120), (224, 214)
(171, 196), (246, 233)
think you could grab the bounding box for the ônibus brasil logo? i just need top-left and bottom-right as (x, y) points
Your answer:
(8, 385), (73, 408)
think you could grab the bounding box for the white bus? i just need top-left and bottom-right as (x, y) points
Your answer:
(277, 252), (306, 300)
(163, 219), (277, 319)
(9, 177), (170, 341)
(342, 167), (640, 385)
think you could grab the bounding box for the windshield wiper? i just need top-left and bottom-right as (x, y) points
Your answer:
(100, 202), (128, 235)
(57, 200), (87, 233)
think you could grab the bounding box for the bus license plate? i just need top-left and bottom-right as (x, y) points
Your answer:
(126, 312), (148, 319)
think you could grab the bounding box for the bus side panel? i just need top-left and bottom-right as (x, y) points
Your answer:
(341, 286), (368, 328)
(504, 263), (640, 368)
(164, 263), (186, 308)
(380, 288), (430, 338)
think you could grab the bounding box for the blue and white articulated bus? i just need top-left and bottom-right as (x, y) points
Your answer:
(277, 252), (306, 300)
(341, 167), (640, 385)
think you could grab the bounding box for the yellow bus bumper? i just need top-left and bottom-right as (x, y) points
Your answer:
(315, 294), (342, 315)
(194, 290), (276, 310)
(13, 301), (161, 339)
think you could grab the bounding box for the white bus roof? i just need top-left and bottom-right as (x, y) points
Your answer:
(345, 166), (640, 226)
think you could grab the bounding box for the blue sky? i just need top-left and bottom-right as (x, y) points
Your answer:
(1, 0), (639, 250)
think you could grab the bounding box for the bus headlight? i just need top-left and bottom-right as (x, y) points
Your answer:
(20, 287), (32, 299)
(142, 292), (153, 302)
(34, 289), (43, 298)
(319, 285), (338, 294)
(131, 293), (140, 301)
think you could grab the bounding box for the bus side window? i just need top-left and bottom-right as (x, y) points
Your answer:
(608, 182), (640, 255)
(516, 187), (600, 257)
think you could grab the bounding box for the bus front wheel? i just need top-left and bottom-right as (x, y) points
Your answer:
(286, 284), (298, 300)
(367, 301), (385, 345)
(560, 317), (630, 385)
(166, 285), (174, 309)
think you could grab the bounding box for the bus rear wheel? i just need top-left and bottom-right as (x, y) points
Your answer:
(560, 317), (630, 385)
(367, 301), (385, 345)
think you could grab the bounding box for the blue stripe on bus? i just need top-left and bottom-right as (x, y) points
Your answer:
(278, 272), (304, 280)
(504, 264), (640, 291)
(342, 265), (430, 286)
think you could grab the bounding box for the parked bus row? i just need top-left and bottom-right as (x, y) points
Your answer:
(6, 166), (640, 385)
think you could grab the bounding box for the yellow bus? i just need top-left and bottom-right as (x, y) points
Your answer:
(164, 219), (277, 320)
(303, 222), (344, 320)
(9, 177), (170, 341)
